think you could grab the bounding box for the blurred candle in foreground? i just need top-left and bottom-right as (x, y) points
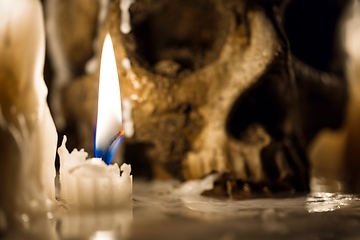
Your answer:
(58, 34), (132, 209)
(0, 0), (57, 220)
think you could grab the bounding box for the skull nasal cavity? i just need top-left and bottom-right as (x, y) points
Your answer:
(128, 0), (229, 77)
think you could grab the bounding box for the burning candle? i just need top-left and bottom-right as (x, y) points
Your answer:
(95, 34), (124, 164)
(58, 34), (132, 209)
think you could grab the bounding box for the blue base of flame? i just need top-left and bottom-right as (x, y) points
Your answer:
(94, 133), (123, 165)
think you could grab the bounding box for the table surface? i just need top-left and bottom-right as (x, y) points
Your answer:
(3, 180), (360, 240)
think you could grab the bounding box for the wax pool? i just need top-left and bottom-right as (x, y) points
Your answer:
(58, 136), (132, 209)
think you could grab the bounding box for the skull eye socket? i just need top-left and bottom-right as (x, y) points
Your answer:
(283, 0), (343, 72)
(127, 0), (230, 77)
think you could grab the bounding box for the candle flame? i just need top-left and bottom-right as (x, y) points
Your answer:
(95, 34), (123, 164)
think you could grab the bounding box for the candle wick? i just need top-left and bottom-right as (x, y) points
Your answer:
(95, 130), (124, 165)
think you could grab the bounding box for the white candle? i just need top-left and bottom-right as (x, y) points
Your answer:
(58, 34), (132, 209)
(58, 136), (132, 208)
(0, 0), (57, 217)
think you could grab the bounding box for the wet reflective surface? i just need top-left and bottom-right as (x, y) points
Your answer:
(2, 180), (360, 240)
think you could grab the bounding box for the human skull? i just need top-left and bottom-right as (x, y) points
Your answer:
(48, 0), (348, 197)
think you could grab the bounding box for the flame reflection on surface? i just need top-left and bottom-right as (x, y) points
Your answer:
(307, 192), (360, 213)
